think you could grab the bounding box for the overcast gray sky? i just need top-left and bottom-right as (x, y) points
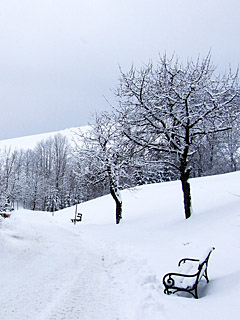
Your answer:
(0, 0), (239, 139)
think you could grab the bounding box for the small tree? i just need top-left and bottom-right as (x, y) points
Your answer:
(73, 112), (135, 224)
(115, 54), (239, 219)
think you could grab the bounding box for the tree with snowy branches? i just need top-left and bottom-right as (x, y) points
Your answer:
(114, 54), (239, 219)
(73, 112), (136, 224)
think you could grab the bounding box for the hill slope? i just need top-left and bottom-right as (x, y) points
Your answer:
(0, 126), (88, 150)
(1, 171), (240, 319)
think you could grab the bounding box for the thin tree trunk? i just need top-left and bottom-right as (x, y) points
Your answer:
(180, 119), (192, 219)
(180, 168), (191, 219)
(110, 184), (122, 224)
(115, 197), (122, 224)
(107, 164), (122, 224)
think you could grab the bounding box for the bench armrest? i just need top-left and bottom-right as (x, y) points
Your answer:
(178, 258), (199, 267)
(163, 271), (199, 289)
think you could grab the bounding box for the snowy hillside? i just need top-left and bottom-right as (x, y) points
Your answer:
(0, 126), (88, 150)
(1, 171), (240, 319)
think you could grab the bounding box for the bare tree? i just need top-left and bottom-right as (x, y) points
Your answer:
(0, 148), (21, 210)
(36, 134), (71, 212)
(217, 114), (240, 172)
(19, 134), (72, 211)
(114, 54), (239, 219)
(73, 112), (135, 224)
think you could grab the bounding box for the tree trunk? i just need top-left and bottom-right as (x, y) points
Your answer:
(110, 184), (122, 224)
(180, 121), (191, 219)
(180, 168), (192, 219)
(115, 198), (122, 224)
(107, 164), (122, 224)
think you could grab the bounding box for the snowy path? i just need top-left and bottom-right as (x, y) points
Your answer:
(0, 211), (132, 320)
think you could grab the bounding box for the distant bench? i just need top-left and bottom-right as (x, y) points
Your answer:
(162, 247), (215, 299)
(71, 213), (82, 224)
(0, 212), (11, 219)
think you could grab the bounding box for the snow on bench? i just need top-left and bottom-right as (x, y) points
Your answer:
(162, 247), (215, 299)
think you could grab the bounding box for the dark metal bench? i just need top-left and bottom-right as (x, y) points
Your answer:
(0, 212), (11, 219)
(71, 213), (82, 224)
(163, 247), (215, 299)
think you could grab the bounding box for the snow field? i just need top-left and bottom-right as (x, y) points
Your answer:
(1, 171), (240, 319)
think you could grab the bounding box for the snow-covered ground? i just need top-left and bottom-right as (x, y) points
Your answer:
(0, 126), (88, 150)
(1, 171), (240, 319)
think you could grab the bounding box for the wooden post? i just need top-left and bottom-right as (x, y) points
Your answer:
(74, 204), (78, 225)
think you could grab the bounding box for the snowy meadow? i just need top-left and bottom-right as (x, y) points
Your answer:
(1, 170), (240, 319)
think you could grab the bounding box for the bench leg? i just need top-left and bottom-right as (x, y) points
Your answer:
(204, 269), (209, 283)
(193, 287), (198, 299)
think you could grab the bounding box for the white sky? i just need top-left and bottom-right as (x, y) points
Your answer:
(0, 0), (239, 139)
